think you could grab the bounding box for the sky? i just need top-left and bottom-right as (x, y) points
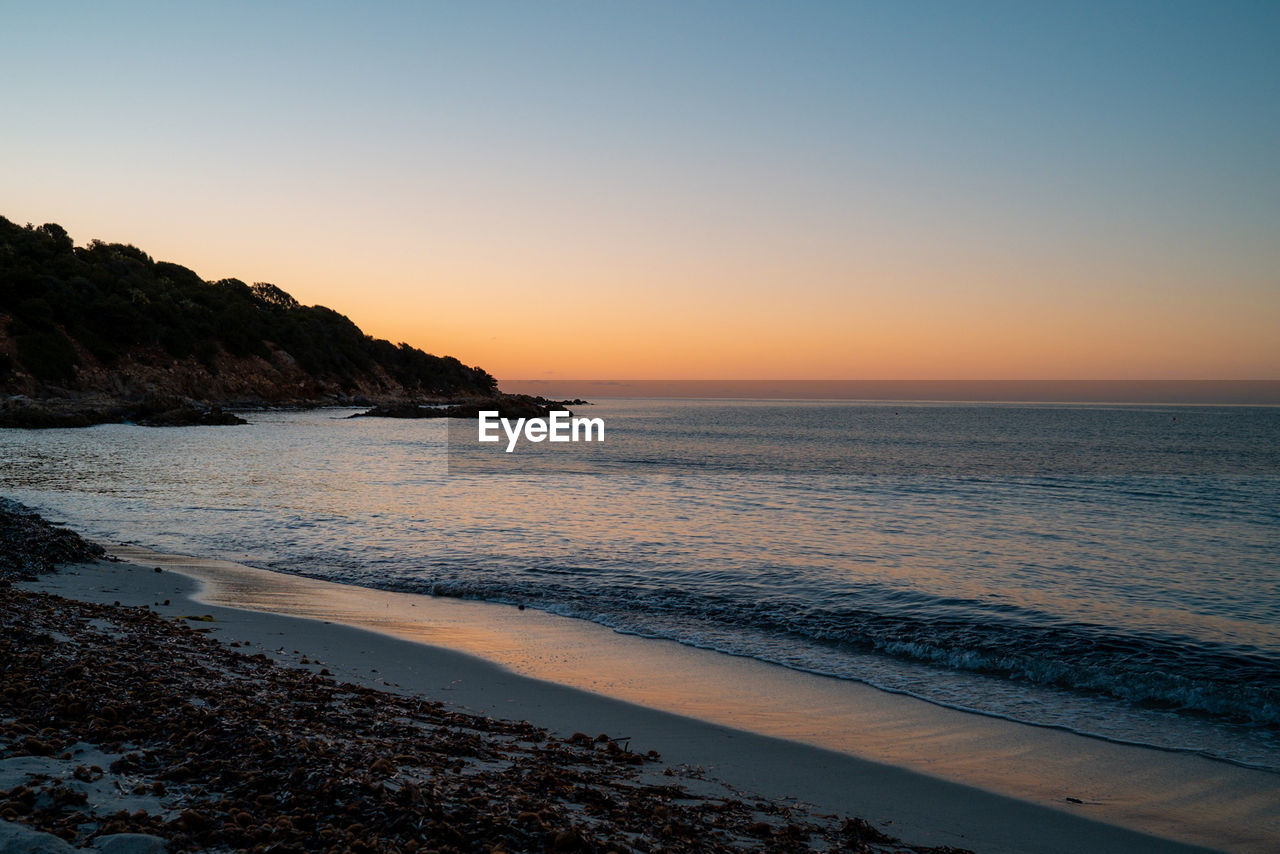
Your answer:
(2, 1), (1277, 382)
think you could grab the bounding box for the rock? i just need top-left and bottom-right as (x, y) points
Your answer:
(347, 402), (439, 419)
(0, 820), (77, 854)
(0, 499), (105, 580)
(841, 817), (895, 843)
(0, 395), (245, 429)
(551, 829), (587, 852)
(368, 758), (396, 777)
(92, 834), (169, 854)
(17, 738), (52, 756)
(349, 394), (573, 421)
(134, 403), (246, 427)
(0, 398), (106, 428)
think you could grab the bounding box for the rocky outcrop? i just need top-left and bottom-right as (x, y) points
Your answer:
(349, 395), (584, 420)
(133, 404), (246, 427)
(0, 395), (246, 429)
(0, 498), (105, 581)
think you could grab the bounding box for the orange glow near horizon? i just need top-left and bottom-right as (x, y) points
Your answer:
(4, 204), (1274, 383)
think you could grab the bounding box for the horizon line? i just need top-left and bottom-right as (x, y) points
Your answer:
(500, 379), (1280, 405)
(504, 379), (1280, 383)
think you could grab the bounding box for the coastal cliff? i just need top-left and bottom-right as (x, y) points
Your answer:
(0, 217), (501, 424)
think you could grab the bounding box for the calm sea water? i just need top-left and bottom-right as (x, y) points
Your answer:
(2, 400), (1278, 772)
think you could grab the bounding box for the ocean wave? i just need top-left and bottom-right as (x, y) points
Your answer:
(400, 575), (1280, 730)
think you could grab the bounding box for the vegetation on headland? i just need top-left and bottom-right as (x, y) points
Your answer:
(0, 217), (501, 425)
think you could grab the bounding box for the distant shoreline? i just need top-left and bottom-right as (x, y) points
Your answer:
(501, 379), (1280, 405)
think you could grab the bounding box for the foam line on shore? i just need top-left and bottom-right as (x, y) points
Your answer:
(30, 549), (1279, 853)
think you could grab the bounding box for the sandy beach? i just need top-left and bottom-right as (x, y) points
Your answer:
(10, 541), (1275, 853)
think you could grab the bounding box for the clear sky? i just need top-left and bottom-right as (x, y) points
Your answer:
(2, 1), (1277, 381)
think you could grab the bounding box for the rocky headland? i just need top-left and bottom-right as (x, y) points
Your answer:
(0, 217), (522, 428)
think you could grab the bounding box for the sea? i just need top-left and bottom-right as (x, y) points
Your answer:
(2, 398), (1277, 775)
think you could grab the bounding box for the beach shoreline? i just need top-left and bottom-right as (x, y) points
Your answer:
(5, 567), (939, 852)
(17, 544), (1275, 853)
